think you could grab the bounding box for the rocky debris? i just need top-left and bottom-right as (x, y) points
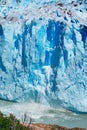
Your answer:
(24, 123), (87, 130)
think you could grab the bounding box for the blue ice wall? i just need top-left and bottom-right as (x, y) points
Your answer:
(22, 23), (27, 68)
(0, 0), (87, 113)
(0, 57), (7, 72)
(0, 25), (6, 72)
(47, 20), (66, 68)
(80, 25), (87, 48)
(44, 51), (50, 65)
(14, 34), (21, 50)
(0, 24), (4, 36)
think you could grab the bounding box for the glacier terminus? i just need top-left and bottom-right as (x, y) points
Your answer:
(0, 0), (87, 113)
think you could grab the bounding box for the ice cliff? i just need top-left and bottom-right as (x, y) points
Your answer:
(0, 0), (87, 113)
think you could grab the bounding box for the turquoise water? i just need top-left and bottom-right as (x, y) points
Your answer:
(0, 100), (87, 128)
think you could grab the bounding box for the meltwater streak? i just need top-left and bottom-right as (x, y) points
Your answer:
(0, 100), (87, 128)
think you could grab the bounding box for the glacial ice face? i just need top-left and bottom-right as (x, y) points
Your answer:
(0, 0), (87, 112)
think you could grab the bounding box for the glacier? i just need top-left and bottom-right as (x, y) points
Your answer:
(0, 0), (87, 113)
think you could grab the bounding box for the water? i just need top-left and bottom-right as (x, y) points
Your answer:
(0, 100), (87, 128)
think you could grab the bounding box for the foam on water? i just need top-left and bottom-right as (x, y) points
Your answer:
(0, 100), (87, 128)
